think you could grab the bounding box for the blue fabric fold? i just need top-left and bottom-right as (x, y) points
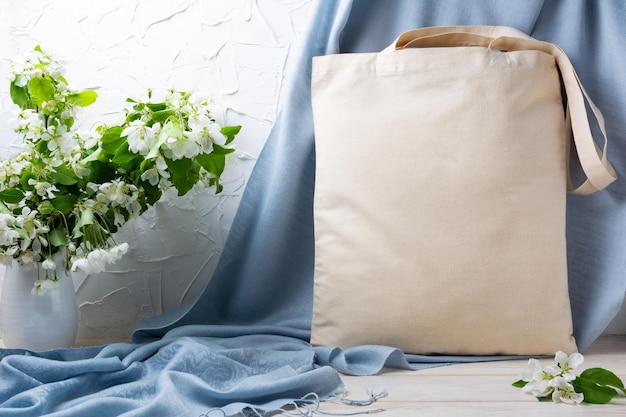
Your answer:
(2, 1), (625, 415)
(134, 0), (626, 353)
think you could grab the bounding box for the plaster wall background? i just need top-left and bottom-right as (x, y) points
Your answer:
(0, 0), (624, 340)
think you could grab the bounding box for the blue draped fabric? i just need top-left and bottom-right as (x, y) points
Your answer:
(2, 1), (625, 415)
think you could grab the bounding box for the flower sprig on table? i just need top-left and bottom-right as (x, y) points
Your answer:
(0, 45), (240, 294)
(513, 351), (626, 404)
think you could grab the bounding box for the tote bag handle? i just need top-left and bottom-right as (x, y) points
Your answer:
(391, 26), (617, 195)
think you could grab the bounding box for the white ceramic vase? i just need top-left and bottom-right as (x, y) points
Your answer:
(0, 262), (78, 351)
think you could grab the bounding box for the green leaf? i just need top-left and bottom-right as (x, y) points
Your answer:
(49, 228), (69, 247)
(145, 102), (167, 112)
(34, 139), (49, 154)
(580, 368), (626, 395)
(151, 109), (175, 124)
(139, 180), (162, 207)
(10, 81), (29, 108)
(84, 160), (115, 185)
(512, 380), (528, 389)
(196, 153), (225, 194)
(125, 112), (142, 124)
(63, 116), (75, 129)
(197, 153), (225, 177)
(28, 76), (56, 107)
(210, 144), (235, 155)
(67, 90), (98, 107)
(20, 172), (36, 191)
(72, 207), (95, 238)
(0, 188), (25, 204)
(52, 164), (78, 185)
(139, 158), (154, 172)
(220, 125), (241, 145)
(79, 208), (94, 227)
(51, 194), (78, 214)
(100, 126), (125, 155)
(112, 142), (143, 172)
(165, 157), (198, 196)
(572, 377), (619, 404)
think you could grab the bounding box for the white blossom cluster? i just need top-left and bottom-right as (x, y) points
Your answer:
(519, 351), (585, 404)
(122, 91), (228, 189)
(1, 46), (239, 296)
(9, 49), (80, 162)
(0, 47), (132, 292)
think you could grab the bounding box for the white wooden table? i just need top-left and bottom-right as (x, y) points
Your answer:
(312, 335), (626, 416)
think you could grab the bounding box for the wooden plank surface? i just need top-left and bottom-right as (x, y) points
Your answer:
(310, 335), (626, 416)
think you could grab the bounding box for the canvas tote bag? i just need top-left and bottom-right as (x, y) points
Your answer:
(310, 26), (616, 356)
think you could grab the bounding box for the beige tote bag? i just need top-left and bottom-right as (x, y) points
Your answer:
(310, 26), (616, 355)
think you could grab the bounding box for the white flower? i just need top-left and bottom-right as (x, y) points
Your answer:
(163, 135), (201, 160)
(187, 111), (212, 131)
(86, 182), (100, 194)
(520, 358), (558, 398)
(122, 120), (159, 156)
(140, 155), (170, 186)
(546, 351), (584, 382)
(0, 213), (14, 228)
(28, 179), (59, 198)
(97, 180), (140, 213)
(517, 351), (588, 404)
(70, 257), (90, 273)
(72, 161), (91, 179)
(41, 258), (56, 270)
(31, 281), (46, 296)
(18, 250), (35, 266)
(31, 278), (59, 296)
(187, 109), (227, 150)
(81, 249), (107, 275)
(71, 243), (129, 275)
(0, 214), (20, 246)
(0, 229), (20, 247)
(42, 100), (56, 112)
(16, 109), (46, 141)
(107, 243), (129, 262)
(549, 376), (584, 404)
(76, 129), (101, 150)
(16, 207), (49, 241)
(29, 67), (43, 79)
(113, 212), (126, 227)
(165, 90), (183, 108)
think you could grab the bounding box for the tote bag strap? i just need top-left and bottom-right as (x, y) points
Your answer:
(391, 26), (617, 195)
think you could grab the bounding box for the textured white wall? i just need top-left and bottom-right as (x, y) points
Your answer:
(0, 0), (313, 340)
(0, 0), (624, 341)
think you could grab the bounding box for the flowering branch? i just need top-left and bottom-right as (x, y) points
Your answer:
(0, 45), (241, 294)
(513, 351), (626, 404)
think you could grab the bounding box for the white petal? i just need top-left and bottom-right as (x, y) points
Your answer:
(567, 352), (584, 369)
(555, 351), (568, 365)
